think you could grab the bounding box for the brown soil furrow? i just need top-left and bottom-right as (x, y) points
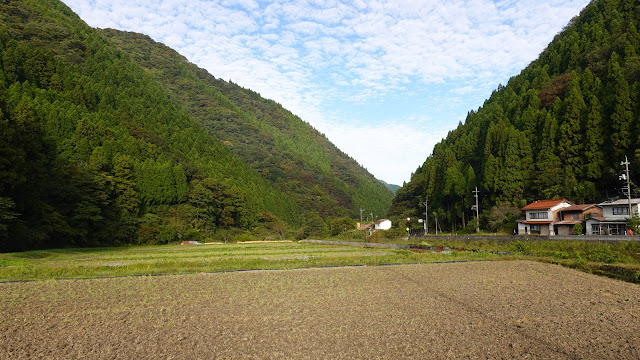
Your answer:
(0, 261), (638, 359)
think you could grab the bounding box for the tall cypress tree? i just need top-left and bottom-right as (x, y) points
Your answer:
(113, 155), (140, 243)
(559, 72), (586, 177)
(535, 110), (563, 199)
(584, 95), (605, 181)
(608, 55), (633, 160)
(501, 129), (532, 205)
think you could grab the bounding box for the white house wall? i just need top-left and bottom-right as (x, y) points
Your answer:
(601, 204), (640, 221)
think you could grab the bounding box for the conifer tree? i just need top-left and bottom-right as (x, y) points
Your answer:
(535, 111), (563, 199)
(607, 54), (633, 160)
(501, 129), (532, 205)
(559, 72), (586, 177)
(584, 95), (605, 180)
(113, 155), (140, 243)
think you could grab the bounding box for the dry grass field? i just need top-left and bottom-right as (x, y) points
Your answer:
(1, 260), (639, 359)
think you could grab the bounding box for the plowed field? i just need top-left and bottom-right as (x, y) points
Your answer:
(1, 261), (639, 359)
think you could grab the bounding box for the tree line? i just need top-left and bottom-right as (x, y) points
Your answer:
(0, 0), (392, 251)
(390, 0), (640, 233)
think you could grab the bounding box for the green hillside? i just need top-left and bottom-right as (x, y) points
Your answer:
(99, 29), (393, 220)
(0, 0), (391, 251)
(390, 0), (640, 232)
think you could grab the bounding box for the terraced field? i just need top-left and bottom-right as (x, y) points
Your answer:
(1, 261), (639, 359)
(0, 241), (495, 281)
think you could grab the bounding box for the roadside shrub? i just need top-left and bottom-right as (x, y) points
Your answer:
(295, 227), (309, 240)
(180, 228), (203, 243)
(553, 251), (571, 259)
(363, 231), (384, 243)
(338, 230), (366, 241)
(156, 225), (180, 244)
(138, 224), (158, 244)
(213, 228), (245, 243)
(511, 240), (531, 254)
(574, 257), (587, 267)
(573, 223), (584, 235)
(585, 245), (620, 263)
(487, 205), (521, 232)
(233, 233), (255, 242)
(383, 228), (405, 239)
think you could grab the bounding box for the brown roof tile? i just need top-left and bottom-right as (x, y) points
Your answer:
(561, 204), (597, 212)
(522, 199), (571, 210)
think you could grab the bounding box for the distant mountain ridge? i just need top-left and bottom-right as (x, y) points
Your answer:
(0, 0), (392, 251)
(390, 0), (640, 232)
(381, 181), (401, 195)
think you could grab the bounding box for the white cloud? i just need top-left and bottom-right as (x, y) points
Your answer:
(316, 121), (450, 185)
(65, 0), (592, 183)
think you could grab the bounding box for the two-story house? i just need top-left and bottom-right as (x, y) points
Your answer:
(517, 199), (573, 235)
(555, 204), (603, 235)
(585, 199), (640, 235)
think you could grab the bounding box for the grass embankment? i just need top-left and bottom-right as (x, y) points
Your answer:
(0, 241), (498, 281)
(358, 236), (640, 284)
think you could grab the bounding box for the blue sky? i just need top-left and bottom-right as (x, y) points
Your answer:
(66, 0), (591, 185)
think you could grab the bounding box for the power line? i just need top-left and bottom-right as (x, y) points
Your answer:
(419, 200), (428, 234)
(621, 156), (632, 217)
(472, 187), (480, 233)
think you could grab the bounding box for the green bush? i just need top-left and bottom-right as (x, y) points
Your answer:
(553, 251), (571, 259)
(383, 227), (406, 239)
(156, 225), (180, 244)
(510, 240), (531, 254)
(233, 233), (255, 242)
(586, 245), (619, 263)
(573, 223), (584, 235)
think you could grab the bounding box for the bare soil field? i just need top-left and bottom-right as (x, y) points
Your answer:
(1, 260), (639, 359)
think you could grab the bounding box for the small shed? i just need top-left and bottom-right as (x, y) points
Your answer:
(374, 219), (392, 231)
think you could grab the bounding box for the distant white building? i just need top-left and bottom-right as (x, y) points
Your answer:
(374, 219), (392, 231)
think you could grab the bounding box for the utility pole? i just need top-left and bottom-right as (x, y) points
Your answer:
(434, 212), (439, 235)
(621, 156), (632, 217)
(420, 200), (428, 235)
(472, 187), (480, 233)
(359, 208), (364, 223)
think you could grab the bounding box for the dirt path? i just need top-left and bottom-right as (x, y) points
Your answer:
(1, 261), (639, 359)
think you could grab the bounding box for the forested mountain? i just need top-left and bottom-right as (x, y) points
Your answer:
(390, 0), (640, 232)
(381, 181), (401, 195)
(0, 0), (392, 251)
(99, 29), (393, 222)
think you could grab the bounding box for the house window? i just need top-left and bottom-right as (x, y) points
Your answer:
(530, 224), (540, 232)
(613, 207), (629, 215)
(591, 224), (600, 235)
(608, 224), (625, 235)
(529, 212), (548, 219)
(571, 214), (579, 220)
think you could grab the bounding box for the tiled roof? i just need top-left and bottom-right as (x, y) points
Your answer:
(521, 199), (570, 210)
(598, 198), (640, 206)
(556, 220), (582, 225)
(588, 216), (606, 222)
(561, 204), (597, 212)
